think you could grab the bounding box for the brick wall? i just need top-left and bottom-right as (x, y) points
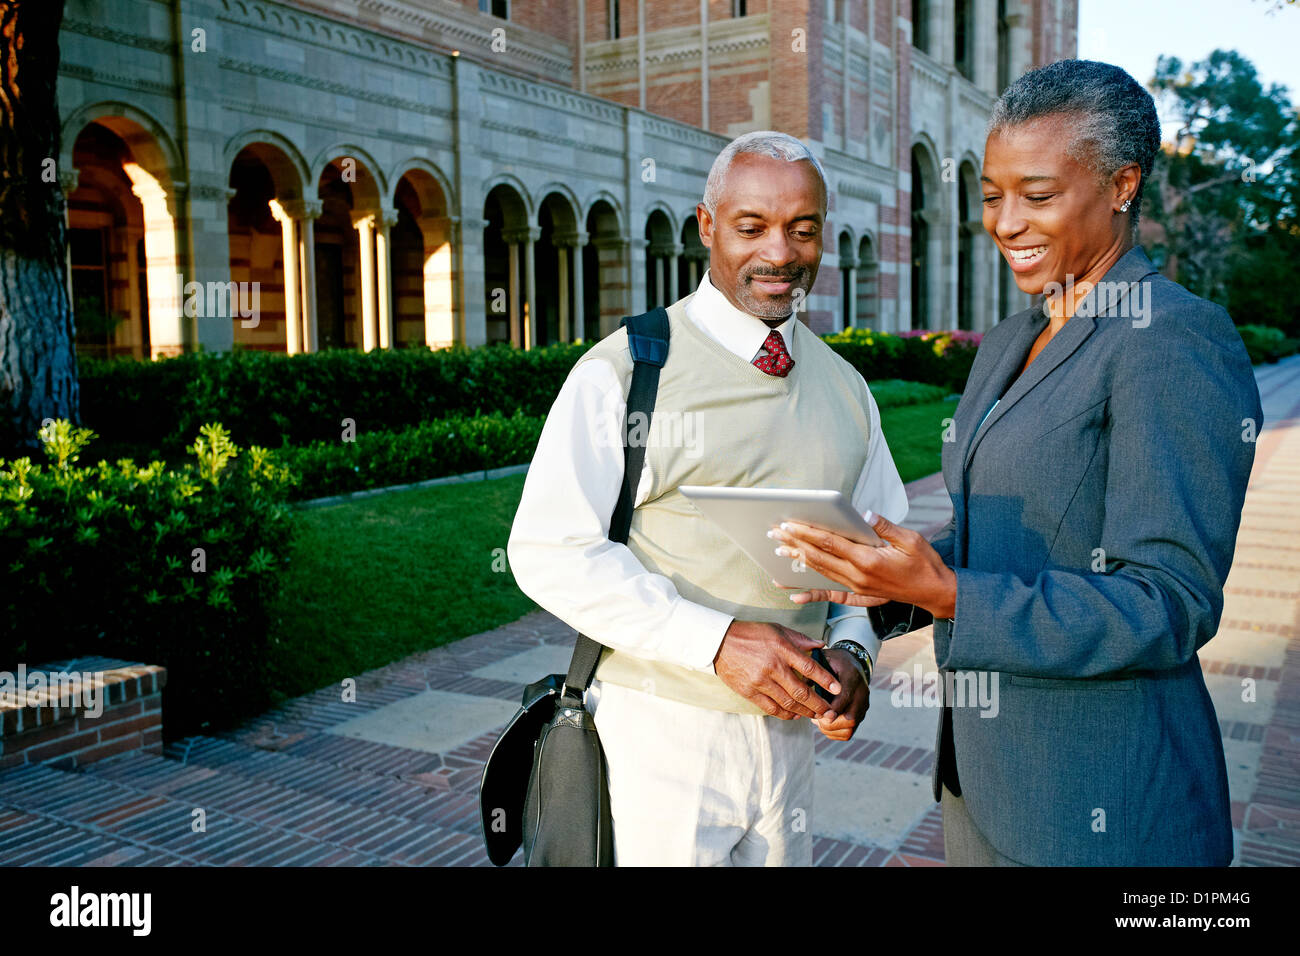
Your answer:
(0, 663), (167, 771)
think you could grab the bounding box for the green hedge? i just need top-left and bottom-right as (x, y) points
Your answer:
(0, 420), (296, 738)
(1238, 324), (1300, 365)
(281, 411), (545, 501)
(280, 380), (951, 502)
(78, 331), (980, 463)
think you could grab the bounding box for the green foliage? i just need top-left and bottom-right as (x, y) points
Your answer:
(823, 328), (980, 392)
(0, 421), (297, 738)
(1237, 324), (1300, 364)
(1148, 50), (1299, 327)
(77, 341), (595, 464)
(279, 411), (544, 500)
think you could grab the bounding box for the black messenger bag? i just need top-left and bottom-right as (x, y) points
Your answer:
(478, 307), (670, 867)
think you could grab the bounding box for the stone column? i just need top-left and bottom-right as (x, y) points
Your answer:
(666, 241), (683, 303)
(556, 240), (570, 342)
(376, 207), (399, 349)
(354, 212), (378, 352)
(504, 226), (541, 349)
(269, 199), (302, 355)
(506, 235), (521, 347)
(570, 230), (587, 341)
(295, 200), (322, 352)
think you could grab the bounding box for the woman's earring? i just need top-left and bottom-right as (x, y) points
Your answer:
(1120, 199), (1132, 212)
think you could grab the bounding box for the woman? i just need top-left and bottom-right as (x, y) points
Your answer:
(772, 59), (1262, 866)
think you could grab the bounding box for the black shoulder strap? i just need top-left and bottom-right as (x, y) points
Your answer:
(563, 306), (671, 698)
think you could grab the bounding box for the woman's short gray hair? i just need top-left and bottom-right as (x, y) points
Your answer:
(988, 59), (1161, 239)
(702, 130), (828, 217)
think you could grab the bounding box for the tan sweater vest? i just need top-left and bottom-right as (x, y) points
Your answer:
(575, 294), (874, 714)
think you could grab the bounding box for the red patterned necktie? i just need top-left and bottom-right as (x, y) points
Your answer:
(753, 329), (794, 377)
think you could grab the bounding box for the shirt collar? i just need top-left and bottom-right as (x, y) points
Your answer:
(686, 268), (798, 363)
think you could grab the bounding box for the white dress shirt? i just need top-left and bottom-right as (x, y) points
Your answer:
(506, 269), (909, 686)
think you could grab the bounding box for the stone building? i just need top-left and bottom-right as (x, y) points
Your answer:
(58, 0), (1077, 360)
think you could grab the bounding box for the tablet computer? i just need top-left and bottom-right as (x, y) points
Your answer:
(679, 485), (884, 590)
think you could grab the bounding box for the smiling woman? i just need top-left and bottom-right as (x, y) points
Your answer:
(774, 58), (1263, 867)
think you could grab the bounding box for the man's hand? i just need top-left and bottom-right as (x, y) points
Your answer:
(714, 621), (840, 720)
(813, 648), (870, 741)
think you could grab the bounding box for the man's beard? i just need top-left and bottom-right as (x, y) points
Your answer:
(733, 264), (812, 318)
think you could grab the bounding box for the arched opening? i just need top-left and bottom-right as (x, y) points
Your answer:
(392, 169), (454, 348)
(314, 155), (384, 350)
(227, 143), (306, 352)
(536, 192), (581, 346)
(67, 118), (180, 358)
(857, 235), (879, 330)
(910, 144), (940, 331)
(957, 164), (975, 331)
(678, 215), (706, 297)
(838, 231), (855, 330)
(584, 200), (624, 340)
(644, 209), (675, 310)
(483, 184), (531, 347)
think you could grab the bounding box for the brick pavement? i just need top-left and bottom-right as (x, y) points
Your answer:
(1, 355), (1296, 866)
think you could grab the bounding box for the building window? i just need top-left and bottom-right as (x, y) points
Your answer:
(955, 0), (974, 81)
(913, 0), (930, 54)
(479, 0), (509, 19)
(609, 0), (620, 39)
(733, 0), (747, 16)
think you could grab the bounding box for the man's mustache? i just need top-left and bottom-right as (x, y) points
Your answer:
(743, 267), (809, 283)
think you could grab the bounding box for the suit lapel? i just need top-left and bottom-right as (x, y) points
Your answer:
(955, 309), (1045, 475)
(960, 246), (1159, 474)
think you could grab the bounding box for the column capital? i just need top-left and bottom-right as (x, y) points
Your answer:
(352, 210), (377, 230)
(552, 230), (590, 248)
(378, 206), (401, 230)
(279, 198), (323, 220)
(502, 225), (543, 244)
(58, 169), (80, 196)
(648, 242), (684, 258)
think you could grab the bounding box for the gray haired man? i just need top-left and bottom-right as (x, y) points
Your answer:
(507, 131), (908, 865)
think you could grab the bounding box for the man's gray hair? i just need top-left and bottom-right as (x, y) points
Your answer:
(988, 59), (1161, 239)
(702, 130), (828, 217)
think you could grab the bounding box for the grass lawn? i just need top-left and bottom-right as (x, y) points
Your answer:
(266, 398), (957, 700)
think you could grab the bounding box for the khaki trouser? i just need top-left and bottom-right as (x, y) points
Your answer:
(587, 678), (814, 866)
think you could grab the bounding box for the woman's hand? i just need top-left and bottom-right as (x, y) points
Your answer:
(769, 511), (958, 619)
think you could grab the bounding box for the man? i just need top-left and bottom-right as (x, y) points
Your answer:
(506, 130), (908, 866)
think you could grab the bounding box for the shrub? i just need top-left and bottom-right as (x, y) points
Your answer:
(823, 328), (981, 391)
(0, 420), (297, 738)
(78, 341), (594, 463)
(1237, 324), (1300, 365)
(280, 411), (545, 501)
(79, 331), (982, 461)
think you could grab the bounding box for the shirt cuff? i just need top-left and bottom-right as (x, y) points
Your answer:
(659, 598), (733, 673)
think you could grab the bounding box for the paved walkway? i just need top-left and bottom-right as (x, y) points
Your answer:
(1, 356), (1297, 866)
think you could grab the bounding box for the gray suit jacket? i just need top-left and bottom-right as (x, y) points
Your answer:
(928, 245), (1262, 865)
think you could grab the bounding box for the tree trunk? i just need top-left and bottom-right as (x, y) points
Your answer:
(0, 0), (74, 458)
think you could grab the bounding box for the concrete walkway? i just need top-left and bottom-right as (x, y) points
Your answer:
(1, 355), (1296, 866)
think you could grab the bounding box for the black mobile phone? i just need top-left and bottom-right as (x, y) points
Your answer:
(810, 646), (837, 704)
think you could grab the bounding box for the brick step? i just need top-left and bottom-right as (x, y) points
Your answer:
(156, 734), (484, 831)
(0, 751), (493, 867)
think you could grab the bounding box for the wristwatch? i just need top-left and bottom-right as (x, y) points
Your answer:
(829, 639), (874, 685)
